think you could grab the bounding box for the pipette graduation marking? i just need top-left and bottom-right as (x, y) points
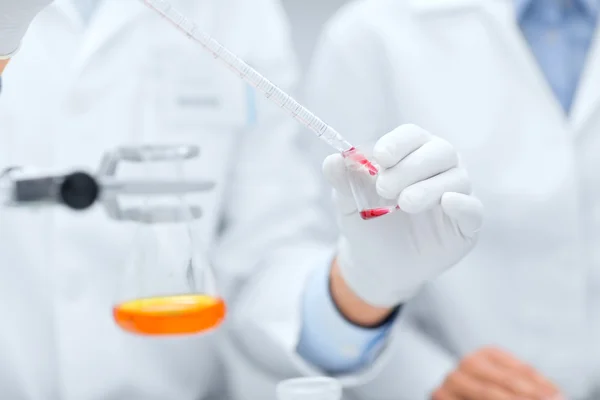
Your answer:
(140, 0), (378, 176)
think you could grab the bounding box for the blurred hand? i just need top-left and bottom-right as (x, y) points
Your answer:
(432, 347), (564, 400)
(0, 0), (53, 56)
(324, 124), (483, 309)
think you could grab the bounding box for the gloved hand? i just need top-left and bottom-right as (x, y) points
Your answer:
(0, 0), (52, 57)
(324, 124), (483, 308)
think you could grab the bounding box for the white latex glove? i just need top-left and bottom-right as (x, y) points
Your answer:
(324, 124), (483, 308)
(0, 0), (52, 57)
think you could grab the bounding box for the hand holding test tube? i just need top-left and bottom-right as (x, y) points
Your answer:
(324, 125), (484, 309)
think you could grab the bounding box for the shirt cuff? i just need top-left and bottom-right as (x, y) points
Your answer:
(296, 262), (396, 374)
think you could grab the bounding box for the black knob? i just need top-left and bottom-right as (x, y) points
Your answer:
(59, 172), (100, 210)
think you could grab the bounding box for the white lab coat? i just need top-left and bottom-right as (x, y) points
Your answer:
(305, 0), (600, 398)
(0, 0), (335, 398)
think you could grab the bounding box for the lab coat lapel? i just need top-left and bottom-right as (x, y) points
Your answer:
(410, 0), (567, 121)
(51, 0), (85, 30)
(479, 0), (568, 120)
(70, 0), (146, 75)
(570, 28), (600, 134)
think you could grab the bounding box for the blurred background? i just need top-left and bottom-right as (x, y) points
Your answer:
(281, 0), (349, 78)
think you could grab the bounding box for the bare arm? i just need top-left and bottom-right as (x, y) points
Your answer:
(329, 259), (395, 326)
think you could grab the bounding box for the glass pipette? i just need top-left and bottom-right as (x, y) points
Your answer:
(140, 0), (379, 177)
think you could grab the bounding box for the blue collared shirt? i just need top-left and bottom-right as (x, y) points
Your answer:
(297, 0), (599, 374)
(516, 0), (599, 112)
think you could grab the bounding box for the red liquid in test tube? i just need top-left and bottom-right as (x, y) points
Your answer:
(342, 147), (401, 221)
(359, 205), (400, 220)
(360, 208), (391, 220)
(343, 147), (378, 176)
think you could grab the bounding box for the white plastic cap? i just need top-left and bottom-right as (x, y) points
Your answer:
(276, 377), (342, 400)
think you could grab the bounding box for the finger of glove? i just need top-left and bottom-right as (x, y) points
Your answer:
(399, 167), (471, 214)
(332, 188), (359, 215)
(323, 153), (352, 197)
(323, 154), (358, 215)
(372, 124), (432, 169)
(440, 192), (484, 238)
(376, 138), (459, 200)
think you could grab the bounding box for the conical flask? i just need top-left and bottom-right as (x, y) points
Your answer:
(111, 145), (225, 336)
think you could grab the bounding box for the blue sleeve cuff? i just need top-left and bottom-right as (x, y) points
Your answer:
(296, 262), (397, 374)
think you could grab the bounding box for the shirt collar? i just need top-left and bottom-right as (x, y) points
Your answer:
(514, 0), (531, 19)
(515, 0), (600, 21)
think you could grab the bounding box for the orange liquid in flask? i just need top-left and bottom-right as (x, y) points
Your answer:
(113, 294), (226, 336)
